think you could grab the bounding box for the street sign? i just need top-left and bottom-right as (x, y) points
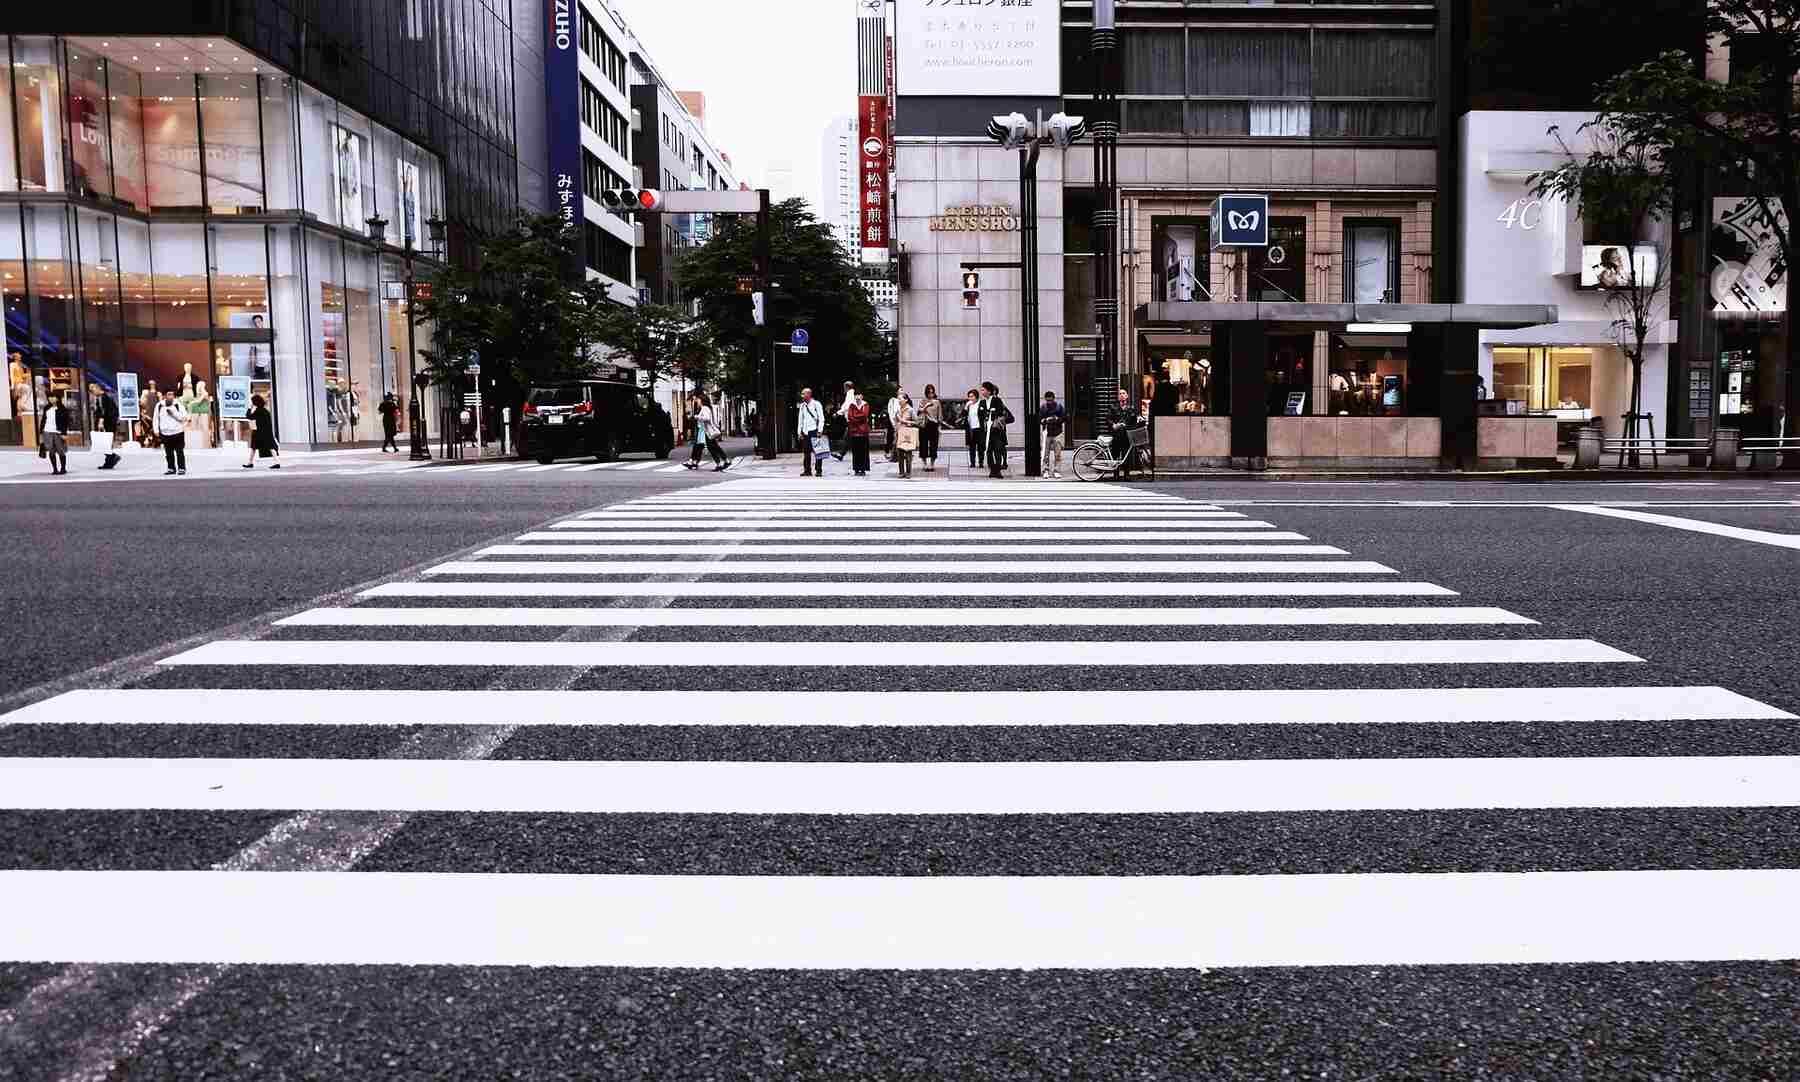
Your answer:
(117, 372), (139, 419)
(638, 286), (651, 305)
(735, 276), (756, 294)
(791, 328), (810, 354)
(1210, 194), (1270, 248)
(410, 280), (433, 302)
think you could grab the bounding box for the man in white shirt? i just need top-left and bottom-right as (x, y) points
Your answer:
(795, 386), (826, 478)
(155, 388), (191, 475)
(885, 387), (904, 463)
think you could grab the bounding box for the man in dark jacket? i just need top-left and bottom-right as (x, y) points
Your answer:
(1111, 387), (1143, 480)
(978, 381), (1013, 479)
(95, 389), (122, 469)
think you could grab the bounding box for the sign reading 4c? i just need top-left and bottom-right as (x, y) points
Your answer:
(1497, 198), (1544, 230)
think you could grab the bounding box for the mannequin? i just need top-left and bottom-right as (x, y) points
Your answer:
(140, 381), (158, 446)
(178, 362), (198, 396)
(190, 380), (214, 448)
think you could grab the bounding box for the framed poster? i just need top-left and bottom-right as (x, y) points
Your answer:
(117, 372), (139, 420)
(397, 160), (422, 249)
(1151, 218), (1208, 302)
(1284, 392), (1307, 416)
(330, 124), (365, 232)
(218, 375), (252, 420)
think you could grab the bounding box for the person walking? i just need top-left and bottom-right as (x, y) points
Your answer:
(893, 393), (919, 478)
(243, 394), (281, 468)
(38, 391), (72, 475)
(154, 388), (190, 475)
(95, 387), (122, 470)
(979, 382), (1014, 479)
(918, 384), (942, 471)
(684, 394), (720, 470)
(845, 391), (873, 476)
(796, 386), (827, 478)
(963, 388), (984, 469)
(885, 386), (905, 463)
(1039, 390), (1067, 479)
(378, 392), (401, 452)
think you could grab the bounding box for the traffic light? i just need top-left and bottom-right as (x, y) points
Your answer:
(601, 188), (663, 213)
(986, 113), (1032, 151)
(961, 270), (980, 311)
(750, 290), (766, 327)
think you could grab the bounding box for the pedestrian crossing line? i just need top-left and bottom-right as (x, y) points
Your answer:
(5, 868), (1797, 968)
(7, 755), (1794, 814)
(361, 580), (1459, 599)
(420, 559), (1400, 576)
(517, 463), (580, 473)
(620, 460), (670, 471)
(275, 605), (1534, 628)
(521, 531), (1310, 542)
(474, 543), (1350, 557)
(157, 638), (1640, 668)
(579, 510), (1249, 519)
(550, 520), (1277, 530)
(5, 685), (1781, 728)
(463, 463), (529, 473)
(566, 461), (629, 471)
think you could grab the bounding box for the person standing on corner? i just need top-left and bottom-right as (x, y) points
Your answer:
(1111, 386), (1143, 481)
(39, 391), (72, 475)
(243, 394), (281, 468)
(796, 386), (827, 478)
(917, 384), (941, 471)
(979, 382), (1013, 479)
(833, 381), (856, 461)
(95, 387), (122, 470)
(1039, 390), (1067, 480)
(885, 386), (905, 463)
(894, 392), (919, 478)
(154, 387), (190, 475)
(378, 391), (401, 453)
(845, 391), (873, 476)
(963, 388), (984, 470)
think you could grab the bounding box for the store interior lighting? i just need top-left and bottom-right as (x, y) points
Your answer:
(1345, 323), (1412, 334)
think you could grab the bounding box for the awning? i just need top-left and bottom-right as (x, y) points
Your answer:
(1139, 302), (1559, 329)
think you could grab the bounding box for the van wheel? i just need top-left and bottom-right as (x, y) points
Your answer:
(536, 453), (555, 465)
(599, 432), (624, 462)
(655, 441), (671, 460)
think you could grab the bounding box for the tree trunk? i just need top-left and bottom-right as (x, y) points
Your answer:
(1786, 306), (1800, 469)
(1626, 350), (1645, 468)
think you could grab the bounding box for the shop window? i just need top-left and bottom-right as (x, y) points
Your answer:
(12, 39), (66, 193)
(1345, 220), (1400, 303)
(108, 66), (148, 210)
(200, 74), (264, 210)
(2, 205), (31, 448)
(1489, 347), (1596, 420)
(1151, 217), (1211, 302)
(65, 46), (112, 200)
(1149, 348), (1220, 417)
(1064, 256), (1095, 332)
(73, 209), (123, 415)
(1331, 333), (1409, 416)
(260, 76), (300, 212)
(142, 73), (204, 209)
(1267, 335), (1314, 416)
(1248, 218), (1305, 302)
(345, 243), (381, 442)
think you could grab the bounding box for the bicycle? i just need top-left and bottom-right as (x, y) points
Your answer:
(1071, 425), (1152, 481)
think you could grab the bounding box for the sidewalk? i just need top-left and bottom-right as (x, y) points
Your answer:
(0, 443), (412, 480)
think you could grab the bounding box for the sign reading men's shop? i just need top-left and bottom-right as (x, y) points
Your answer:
(929, 205), (1020, 232)
(544, 0), (583, 234)
(1209, 194), (1270, 248)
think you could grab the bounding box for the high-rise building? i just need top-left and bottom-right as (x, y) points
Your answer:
(820, 116), (858, 255)
(0, 4), (533, 452)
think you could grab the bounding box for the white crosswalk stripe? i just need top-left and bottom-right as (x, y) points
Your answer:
(2, 473), (1796, 995)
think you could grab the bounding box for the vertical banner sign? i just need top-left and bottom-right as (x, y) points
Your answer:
(545, 0), (583, 234)
(858, 94), (888, 261)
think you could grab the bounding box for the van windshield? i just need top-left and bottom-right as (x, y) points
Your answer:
(528, 386), (585, 407)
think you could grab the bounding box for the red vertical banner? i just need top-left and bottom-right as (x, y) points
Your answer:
(858, 93), (889, 258)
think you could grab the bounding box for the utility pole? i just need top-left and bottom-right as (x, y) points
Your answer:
(755, 187), (776, 459)
(1019, 117), (1043, 479)
(1092, 0), (1120, 412)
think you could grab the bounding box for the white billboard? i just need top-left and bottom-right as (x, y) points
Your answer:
(894, 0), (1060, 97)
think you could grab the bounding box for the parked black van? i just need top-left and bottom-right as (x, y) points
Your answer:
(519, 379), (674, 463)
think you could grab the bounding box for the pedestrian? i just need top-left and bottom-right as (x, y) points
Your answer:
(963, 388), (984, 469)
(685, 394), (730, 471)
(918, 384), (941, 471)
(378, 392), (401, 452)
(1111, 386), (1142, 480)
(833, 381), (856, 461)
(154, 388), (190, 475)
(703, 394), (731, 469)
(846, 391), (873, 476)
(796, 386), (827, 478)
(885, 386), (904, 462)
(95, 387), (122, 470)
(979, 381), (1014, 479)
(1039, 390), (1067, 479)
(242, 393), (281, 468)
(38, 391), (72, 475)
(894, 393), (919, 478)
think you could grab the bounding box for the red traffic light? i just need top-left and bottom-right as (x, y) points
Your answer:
(636, 189), (663, 211)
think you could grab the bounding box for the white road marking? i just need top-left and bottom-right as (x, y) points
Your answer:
(520, 531), (1307, 542)
(1554, 504), (1800, 550)
(361, 580), (1457, 599)
(475, 543), (1349, 557)
(421, 559), (1398, 576)
(4, 686), (1781, 728)
(277, 605), (1531, 628)
(7, 755), (1793, 814)
(159, 638), (1639, 667)
(621, 460), (671, 471)
(581, 509), (1247, 519)
(567, 461), (629, 471)
(550, 519), (1276, 530)
(5, 869), (1798, 968)
(517, 463), (579, 473)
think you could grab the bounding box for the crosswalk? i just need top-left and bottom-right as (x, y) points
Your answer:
(2, 476), (1797, 1066)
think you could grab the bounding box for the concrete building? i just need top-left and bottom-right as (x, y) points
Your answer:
(627, 50), (739, 307)
(820, 115), (858, 256)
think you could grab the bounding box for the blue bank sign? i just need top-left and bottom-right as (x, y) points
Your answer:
(1210, 194), (1269, 248)
(546, 0), (583, 234)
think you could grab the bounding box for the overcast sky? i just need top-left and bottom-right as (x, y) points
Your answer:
(610, 0), (859, 216)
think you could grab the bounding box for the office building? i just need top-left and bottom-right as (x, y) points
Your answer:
(820, 115), (858, 255)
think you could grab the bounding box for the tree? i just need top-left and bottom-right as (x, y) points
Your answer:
(674, 198), (885, 404)
(410, 262), (491, 388)
(1531, 119), (1676, 462)
(582, 295), (728, 389)
(480, 214), (596, 386)
(1582, 3), (1800, 460)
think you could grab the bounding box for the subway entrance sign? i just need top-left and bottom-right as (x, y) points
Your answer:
(1210, 194), (1270, 248)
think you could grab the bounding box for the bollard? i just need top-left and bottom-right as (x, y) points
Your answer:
(1574, 426), (1602, 469)
(1711, 427), (1740, 471)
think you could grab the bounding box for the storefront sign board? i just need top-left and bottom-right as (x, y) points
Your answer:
(218, 376), (252, 420)
(894, 0), (1059, 97)
(858, 93), (889, 261)
(545, 0), (584, 235)
(1211, 195), (1270, 248)
(117, 372), (139, 420)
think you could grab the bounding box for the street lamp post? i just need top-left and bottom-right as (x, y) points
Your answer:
(1093, 0), (1120, 409)
(988, 111), (1086, 478)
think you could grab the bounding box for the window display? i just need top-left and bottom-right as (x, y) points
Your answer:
(66, 48), (112, 200)
(1150, 218), (1209, 302)
(1148, 351), (1219, 415)
(1331, 337), (1409, 416)
(1266, 335), (1313, 416)
(1249, 219), (1306, 302)
(12, 39), (64, 193)
(1346, 221), (1398, 304)
(143, 73), (204, 209)
(331, 124), (366, 233)
(200, 75), (265, 209)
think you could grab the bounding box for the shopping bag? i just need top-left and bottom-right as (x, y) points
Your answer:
(92, 430), (115, 453)
(811, 434), (831, 459)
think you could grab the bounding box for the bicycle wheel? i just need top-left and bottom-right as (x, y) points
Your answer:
(1071, 442), (1110, 482)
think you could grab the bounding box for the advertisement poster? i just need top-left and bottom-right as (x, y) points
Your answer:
(142, 98), (205, 208)
(396, 160), (422, 248)
(218, 375), (251, 420)
(1711, 197), (1788, 312)
(858, 93), (889, 260)
(117, 372), (139, 420)
(1152, 219), (1207, 302)
(894, 0), (1059, 97)
(330, 124), (364, 232)
(197, 92), (265, 207)
(1579, 245), (1659, 290)
(229, 311), (272, 379)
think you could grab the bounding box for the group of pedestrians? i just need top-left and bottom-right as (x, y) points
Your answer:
(796, 380), (1050, 480)
(34, 387), (281, 477)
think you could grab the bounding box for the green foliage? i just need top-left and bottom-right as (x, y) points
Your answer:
(409, 263), (490, 387)
(674, 198), (887, 398)
(583, 296), (728, 387)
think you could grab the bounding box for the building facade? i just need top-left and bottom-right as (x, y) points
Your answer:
(573, 0), (636, 301)
(820, 115), (858, 256)
(627, 55), (738, 307)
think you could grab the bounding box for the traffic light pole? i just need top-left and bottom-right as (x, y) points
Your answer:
(754, 188), (777, 459)
(1019, 123), (1043, 479)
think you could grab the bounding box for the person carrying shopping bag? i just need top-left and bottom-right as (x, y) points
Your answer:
(894, 393), (919, 478)
(796, 386), (828, 478)
(845, 392), (873, 476)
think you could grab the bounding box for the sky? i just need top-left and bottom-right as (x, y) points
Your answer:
(609, 0), (860, 217)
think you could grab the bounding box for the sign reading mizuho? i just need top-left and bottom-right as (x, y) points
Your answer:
(929, 205), (1019, 232)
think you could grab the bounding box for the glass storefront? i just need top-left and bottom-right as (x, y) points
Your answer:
(0, 34), (443, 450)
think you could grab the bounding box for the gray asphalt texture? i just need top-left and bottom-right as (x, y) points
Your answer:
(2, 467), (1798, 1079)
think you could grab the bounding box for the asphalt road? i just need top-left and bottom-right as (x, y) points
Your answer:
(1, 467), (1798, 1080)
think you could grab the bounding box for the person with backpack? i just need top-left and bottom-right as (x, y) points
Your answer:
(1039, 390), (1067, 480)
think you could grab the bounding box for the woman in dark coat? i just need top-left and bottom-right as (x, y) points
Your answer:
(979, 381), (1013, 479)
(243, 394), (281, 469)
